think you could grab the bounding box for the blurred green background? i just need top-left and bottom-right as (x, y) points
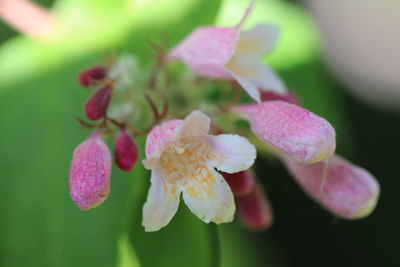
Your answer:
(0, 0), (398, 266)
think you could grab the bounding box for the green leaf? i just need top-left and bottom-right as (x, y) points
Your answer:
(128, 203), (212, 267)
(0, 60), (144, 267)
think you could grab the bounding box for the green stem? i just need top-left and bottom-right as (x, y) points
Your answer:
(209, 223), (221, 267)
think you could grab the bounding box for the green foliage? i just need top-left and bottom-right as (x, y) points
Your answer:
(0, 60), (141, 267)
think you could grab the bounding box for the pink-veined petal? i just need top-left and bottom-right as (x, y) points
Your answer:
(175, 110), (211, 139)
(236, 182), (274, 231)
(234, 101), (336, 163)
(181, 168), (235, 224)
(142, 170), (181, 232)
(235, 24), (279, 57)
(168, 27), (239, 79)
(284, 154), (380, 219)
(145, 120), (182, 159)
(208, 134), (256, 173)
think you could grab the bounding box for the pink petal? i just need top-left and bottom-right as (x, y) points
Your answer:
(145, 120), (182, 159)
(69, 132), (111, 210)
(145, 110), (212, 164)
(221, 170), (255, 197)
(115, 129), (139, 172)
(236, 183), (273, 231)
(168, 26), (239, 79)
(234, 101), (336, 163)
(175, 110), (210, 139)
(283, 155), (380, 219)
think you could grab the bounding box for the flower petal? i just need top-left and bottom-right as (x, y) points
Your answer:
(283, 155), (380, 219)
(235, 24), (279, 57)
(145, 120), (182, 160)
(256, 64), (286, 94)
(175, 110), (211, 139)
(236, 182), (274, 231)
(226, 57), (286, 102)
(181, 168), (235, 224)
(142, 170), (181, 232)
(168, 27), (239, 79)
(229, 69), (261, 102)
(234, 101), (336, 163)
(208, 134), (256, 173)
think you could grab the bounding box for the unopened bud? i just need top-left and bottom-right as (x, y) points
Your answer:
(283, 155), (380, 219)
(69, 132), (111, 210)
(85, 85), (112, 120)
(115, 129), (139, 171)
(236, 183), (274, 231)
(78, 66), (107, 87)
(221, 171), (254, 197)
(234, 101), (336, 163)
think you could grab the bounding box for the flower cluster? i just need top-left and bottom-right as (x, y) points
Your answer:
(69, 1), (379, 231)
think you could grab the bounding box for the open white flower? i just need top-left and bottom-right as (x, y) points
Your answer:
(142, 110), (256, 231)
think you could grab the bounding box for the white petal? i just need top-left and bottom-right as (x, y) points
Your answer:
(230, 71), (261, 103)
(226, 56), (286, 102)
(175, 110), (211, 139)
(208, 134), (256, 173)
(181, 169), (235, 224)
(236, 24), (280, 57)
(142, 170), (180, 232)
(257, 64), (286, 94)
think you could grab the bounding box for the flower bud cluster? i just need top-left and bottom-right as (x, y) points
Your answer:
(68, 0), (379, 232)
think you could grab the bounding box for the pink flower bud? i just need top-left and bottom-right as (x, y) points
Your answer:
(283, 155), (380, 219)
(84, 85), (112, 121)
(69, 133), (112, 210)
(115, 129), (139, 172)
(78, 66), (107, 87)
(260, 90), (301, 106)
(236, 183), (274, 231)
(234, 101), (336, 163)
(221, 170), (254, 197)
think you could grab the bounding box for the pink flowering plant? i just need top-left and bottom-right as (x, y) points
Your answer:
(69, 0), (379, 234)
